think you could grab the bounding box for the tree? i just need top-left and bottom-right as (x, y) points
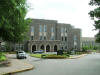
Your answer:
(89, 0), (100, 42)
(0, 0), (30, 44)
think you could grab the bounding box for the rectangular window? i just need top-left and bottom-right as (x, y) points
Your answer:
(31, 26), (34, 32)
(31, 26), (34, 36)
(74, 35), (77, 41)
(65, 37), (67, 41)
(51, 36), (54, 40)
(40, 36), (42, 40)
(40, 25), (42, 32)
(44, 25), (47, 32)
(62, 37), (63, 41)
(44, 36), (46, 40)
(31, 36), (34, 40)
(51, 27), (54, 32)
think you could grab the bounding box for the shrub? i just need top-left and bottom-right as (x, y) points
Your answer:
(42, 54), (67, 59)
(0, 52), (7, 62)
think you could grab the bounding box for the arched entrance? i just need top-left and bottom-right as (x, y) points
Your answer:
(32, 45), (36, 52)
(46, 45), (50, 52)
(40, 45), (44, 50)
(54, 45), (57, 52)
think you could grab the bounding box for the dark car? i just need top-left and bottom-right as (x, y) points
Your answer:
(33, 50), (44, 54)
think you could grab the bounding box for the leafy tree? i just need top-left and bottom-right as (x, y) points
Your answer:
(0, 0), (30, 44)
(89, 0), (100, 42)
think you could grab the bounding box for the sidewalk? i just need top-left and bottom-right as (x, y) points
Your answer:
(0, 55), (34, 75)
(69, 54), (87, 59)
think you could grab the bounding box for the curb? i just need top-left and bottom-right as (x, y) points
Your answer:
(0, 60), (34, 75)
(69, 54), (87, 59)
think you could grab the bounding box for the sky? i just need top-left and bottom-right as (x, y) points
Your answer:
(26, 0), (98, 37)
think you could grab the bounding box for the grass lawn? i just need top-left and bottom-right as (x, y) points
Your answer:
(30, 54), (69, 59)
(30, 54), (42, 58)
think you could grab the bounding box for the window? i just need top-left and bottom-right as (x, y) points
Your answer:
(62, 37), (63, 41)
(44, 36), (46, 40)
(51, 36), (54, 40)
(40, 36), (42, 40)
(31, 26), (34, 36)
(31, 36), (34, 40)
(74, 35), (77, 41)
(40, 25), (42, 32)
(65, 28), (67, 33)
(65, 37), (67, 41)
(65, 46), (67, 49)
(61, 28), (64, 37)
(44, 25), (47, 32)
(31, 26), (34, 32)
(61, 28), (63, 33)
(51, 27), (54, 32)
(51, 27), (55, 40)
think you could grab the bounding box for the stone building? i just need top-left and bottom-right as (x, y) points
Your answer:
(81, 37), (100, 49)
(24, 19), (81, 53)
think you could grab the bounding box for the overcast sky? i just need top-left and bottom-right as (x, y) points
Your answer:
(26, 0), (98, 37)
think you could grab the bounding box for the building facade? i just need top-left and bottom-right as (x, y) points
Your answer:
(24, 19), (81, 53)
(81, 37), (100, 49)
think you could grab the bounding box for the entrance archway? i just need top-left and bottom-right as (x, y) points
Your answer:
(40, 45), (44, 50)
(32, 45), (36, 52)
(46, 45), (50, 52)
(54, 45), (57, 52)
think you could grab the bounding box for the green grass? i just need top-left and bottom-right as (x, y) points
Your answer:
(30, 54), (42, 58)
(30, 54), (69, 59)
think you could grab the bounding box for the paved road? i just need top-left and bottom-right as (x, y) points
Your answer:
(15, 53), (100, 75)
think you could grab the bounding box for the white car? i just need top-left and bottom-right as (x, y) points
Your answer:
(16, 51), (27, 59)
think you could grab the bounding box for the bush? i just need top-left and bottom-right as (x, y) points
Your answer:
(42, 54), (67, 59)
(0, 53), (7, 62)
(63, 52), (70, 57)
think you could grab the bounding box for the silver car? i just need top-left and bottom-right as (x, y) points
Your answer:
(16, 51), (27, 59)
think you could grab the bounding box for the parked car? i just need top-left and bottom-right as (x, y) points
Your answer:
(33, 50), (44, 54)
(16, 51), (27, 59)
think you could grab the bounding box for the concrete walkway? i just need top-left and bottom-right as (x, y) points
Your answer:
(69, 54), (87, 59)
(0, 54), (34, 75)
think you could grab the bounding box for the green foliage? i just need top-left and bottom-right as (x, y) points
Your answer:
(42, 54), (67, 59)
(0, 0), (31, 43)
(82, 46), (89, 52)
(89, 0), (100, 43)
(30, 54), (42, 58)
(30, 54), (68, 59)
(0, 52), (6, 61)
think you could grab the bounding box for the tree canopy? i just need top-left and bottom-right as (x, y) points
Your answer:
(89, 0), (100, 42)
(0, 0), (30, 43)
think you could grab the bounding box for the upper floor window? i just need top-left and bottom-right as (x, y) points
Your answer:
(44, 36), (46, 40)
(51, 27), (54, 32)
(31, 26), (34, 39)
(51, 36), (54, 40)
(61, 28), (63, 33)
(31, 26), (34, 32)
(40, 25), (42, 32)
(65, 37), (67, 41)
(44, 25), (47, 32)
(40, 36), (43, 40)
(31, 36), (34, 40)
(74, 35), (77, 41)
(62, 37), (64, 41)
(65, 28), (67, 33)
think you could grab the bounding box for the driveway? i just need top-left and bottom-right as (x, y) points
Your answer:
(14, 53), (100, 75)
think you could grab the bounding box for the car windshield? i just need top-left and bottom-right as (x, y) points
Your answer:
(18, 51), (24, 53)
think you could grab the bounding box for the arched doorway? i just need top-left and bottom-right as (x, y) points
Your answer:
(32, 45), (36, 52)
(54, 45), (57, 52)
(40, 45), (44, 50)
(46, 45), (50, 52)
